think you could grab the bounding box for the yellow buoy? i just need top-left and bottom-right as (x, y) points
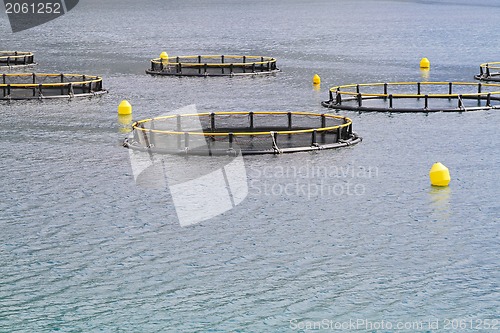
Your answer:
(429, 162), (450, 187)
(118, 100), (132, 115)
(312, 74), (321, 85)
(420, 57), (430, 69)
(160, 51), (169, 63)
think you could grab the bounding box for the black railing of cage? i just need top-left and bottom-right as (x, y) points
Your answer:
(0, 73), (107, 100)
(0, 52), (35, 67)
(124, 112), (361, 155)
(146, 55), (279, 76)
(322, 81), (500, 112)
(475, 62), (500, 82)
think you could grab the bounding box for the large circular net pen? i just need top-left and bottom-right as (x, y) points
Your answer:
(0, 73), (107, 100)
(146, 55), (279, 77)
(475, 62), (500, 82)
(123, 112), (361, 156)
(0, 51), (36, 69)
(321, 81), (500, 112)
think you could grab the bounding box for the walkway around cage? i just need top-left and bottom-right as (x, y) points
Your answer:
(475, 62), (500, 82)
(146, 55), (280, 77)
(322, 81), (500, 112)
(0, 73), (107, 100)
(123, 111), (361, 156)
(0, 51), (36, 69)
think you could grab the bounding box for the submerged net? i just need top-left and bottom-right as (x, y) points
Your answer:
(0, 73), (107, 100)
(146, 55), (279, 76)
(0, 51), (35, 68)
(322, 81), (500, 112)
(475, 62), (500, 82)
(124, 111), (361, 155)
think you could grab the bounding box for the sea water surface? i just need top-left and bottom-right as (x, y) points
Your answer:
(0, 0), (499, 332)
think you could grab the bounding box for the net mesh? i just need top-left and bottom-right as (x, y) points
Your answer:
(124, 112), (360, 155)
(1, 73), (106, 99)
(0, 51), (35, 66)
(322, 82), (500, 112)
(147, 55), (279, 76)
(475, 62), (500, 82)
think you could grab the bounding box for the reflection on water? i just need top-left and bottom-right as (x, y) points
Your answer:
(420, 68), (430, 81)
(428, 186), (451, 233)
(117, 114), (133, 133)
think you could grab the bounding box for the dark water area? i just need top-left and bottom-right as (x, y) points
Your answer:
(1, 0), (499, 332)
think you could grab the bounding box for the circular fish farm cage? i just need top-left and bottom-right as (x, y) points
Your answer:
(123, 111), (361, 156)
(322, 81), (500, 113)
(146, 55), (279, 77)
(475, 62), (500, 82)
(1, 73), (107, 100)
(0, 51), (36, 69)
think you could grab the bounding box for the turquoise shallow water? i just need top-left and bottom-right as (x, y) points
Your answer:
(1, 0), (499, 332)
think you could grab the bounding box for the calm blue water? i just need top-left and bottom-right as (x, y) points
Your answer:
(1, 0), (499, 332)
